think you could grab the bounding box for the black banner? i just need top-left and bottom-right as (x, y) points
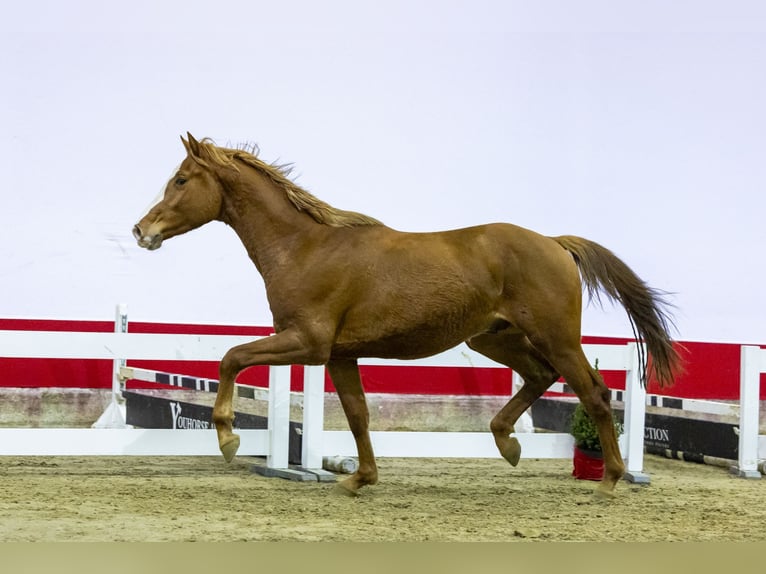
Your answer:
(530, 398), (739, 461)
(123, 391), (303, 465)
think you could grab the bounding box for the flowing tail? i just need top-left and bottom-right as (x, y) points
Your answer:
(552, 235), (681, 387)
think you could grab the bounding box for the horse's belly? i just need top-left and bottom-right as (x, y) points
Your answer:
(330, 337), (460, 361)
(327, 251), (505, 360)
(330, 313), (490, 361)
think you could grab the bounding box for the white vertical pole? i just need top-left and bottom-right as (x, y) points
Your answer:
(266, 365), (291, 469)
(623, 342), (649, 483)
(301, 365), (326, 468)
(736, 346), (762, 478)
(92, 304), (130, 428)
(113, 303), (129, 400)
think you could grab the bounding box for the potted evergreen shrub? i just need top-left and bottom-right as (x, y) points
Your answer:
(570, 362), (623, 480)
(570, 402), (606, 480)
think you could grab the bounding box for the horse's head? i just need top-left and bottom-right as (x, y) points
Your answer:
(133, 133), (229, 250)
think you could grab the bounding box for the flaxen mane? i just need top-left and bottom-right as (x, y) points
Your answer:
(198, 139), (383, 228)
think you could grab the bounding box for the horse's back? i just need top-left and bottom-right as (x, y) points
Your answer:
(318, 221), (583, 360)
(437, 222), (580, 283)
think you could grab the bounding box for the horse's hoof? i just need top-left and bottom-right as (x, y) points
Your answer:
(220, 435), (240, 463)
(500, 437), (522, 467)
(592, 485), (617, 501)
(333, 480), (360, 498)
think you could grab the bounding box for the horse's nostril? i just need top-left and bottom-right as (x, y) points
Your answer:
(132, 225), (142, 240)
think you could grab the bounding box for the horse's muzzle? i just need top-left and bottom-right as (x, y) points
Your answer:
(132, 224), (163, 251)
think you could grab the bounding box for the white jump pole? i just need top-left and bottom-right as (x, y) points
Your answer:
(301, 365), (326, 469)
(91, 303), (129, 428)
(623, 342), (649, 483)
(266, 364), (291, 469)
(735, 345), (762, 478)
(113, 303), (128, 398)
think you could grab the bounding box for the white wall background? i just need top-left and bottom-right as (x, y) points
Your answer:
(1, 0), (764, 344)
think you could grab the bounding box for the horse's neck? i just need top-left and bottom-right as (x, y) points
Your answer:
(221, 172), (315, 274)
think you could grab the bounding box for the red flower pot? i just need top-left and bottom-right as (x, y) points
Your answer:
(572, 446), (604, 481)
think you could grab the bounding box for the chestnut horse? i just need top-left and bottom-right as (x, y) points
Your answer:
(133, 134), (680, 497)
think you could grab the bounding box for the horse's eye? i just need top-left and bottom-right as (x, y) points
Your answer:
(175, 177), (187, 186)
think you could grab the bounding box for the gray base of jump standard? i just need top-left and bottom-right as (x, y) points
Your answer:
(624, 471), (651, 484)
(251, 462), (337, 482)
(731, 466), (762, 479)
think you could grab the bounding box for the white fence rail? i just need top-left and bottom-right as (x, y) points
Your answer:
(303, 342), (645, 475)
(4, 308), (763, 481)
(0, 328), (275, 457)
(0, 316), (649, 481)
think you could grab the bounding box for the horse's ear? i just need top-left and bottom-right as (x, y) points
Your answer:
(184, 132), (202, 158)
(182, 133), (215, 169)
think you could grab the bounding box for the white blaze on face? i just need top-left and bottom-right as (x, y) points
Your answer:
(138, 163), (181, 219)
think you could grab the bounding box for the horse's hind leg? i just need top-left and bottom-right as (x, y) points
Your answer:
(326, 358), (378, 495)
(467, 331), (560, 466)
(549, 349), (625, 497)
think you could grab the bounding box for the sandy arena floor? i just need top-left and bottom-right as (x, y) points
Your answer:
(0, 453), (763, 542)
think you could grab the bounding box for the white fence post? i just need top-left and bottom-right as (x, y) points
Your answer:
(735, 346), (762, 478)
(301, 365), (326, 469)
(91, 303), (129, 429)
(266, 365), (291, 469)
(623, 342), (649, 483)
(113, 303), (128, 397)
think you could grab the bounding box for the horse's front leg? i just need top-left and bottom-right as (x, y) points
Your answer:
(215, 329), (330, 462)
(326, 358), (378, 495)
